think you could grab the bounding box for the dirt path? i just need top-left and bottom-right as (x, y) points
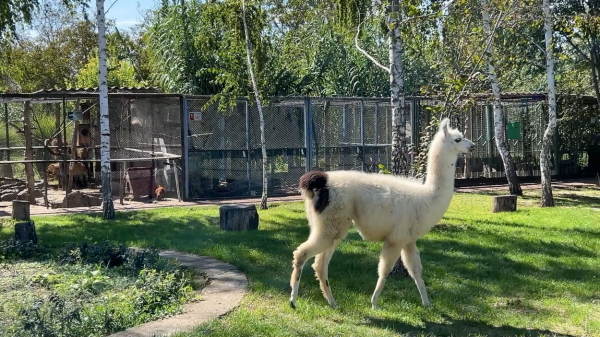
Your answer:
(1, 178), (598, 219)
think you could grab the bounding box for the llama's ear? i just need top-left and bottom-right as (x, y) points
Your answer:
(439, 118), (450, 136)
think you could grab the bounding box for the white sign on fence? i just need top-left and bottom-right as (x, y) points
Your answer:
(190, 112), (202, 121)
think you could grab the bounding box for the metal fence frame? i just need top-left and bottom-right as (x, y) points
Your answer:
(2, 92), (599, 202)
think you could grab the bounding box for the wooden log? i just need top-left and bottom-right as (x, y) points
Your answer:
(15, 221), (38, 245)
(219, 204), (259, 231)
(12, 200), (31, 221)
(23, 102), (36, 204)
(492, 195), (518, 213)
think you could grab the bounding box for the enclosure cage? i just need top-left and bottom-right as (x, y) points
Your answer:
(0, 88), (184, 208)
(1, 90), (598, 205)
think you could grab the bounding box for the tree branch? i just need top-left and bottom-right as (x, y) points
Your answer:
(355, 18), (390, 73)
(563, 34), (591, 62)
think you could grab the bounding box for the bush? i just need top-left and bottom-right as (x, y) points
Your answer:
(1, 240), (203, 337)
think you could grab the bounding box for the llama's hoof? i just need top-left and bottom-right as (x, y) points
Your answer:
(290, 300), (296, 310)
(371, 304), (380, 310)
(422, 301), (431, 308)
(329, 302), (338, 309)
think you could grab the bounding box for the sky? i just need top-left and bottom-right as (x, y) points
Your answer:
(97, 0), (158, 31)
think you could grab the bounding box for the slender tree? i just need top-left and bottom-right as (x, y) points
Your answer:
(540, 0), (557, 207)
(480, 0), (522, 196)
(388, 0), (409, 176)
(242, 0), (269, 209)
(97, 0), (115, 219)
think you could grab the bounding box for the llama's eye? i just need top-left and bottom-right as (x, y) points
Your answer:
(454, 138), (461, 143)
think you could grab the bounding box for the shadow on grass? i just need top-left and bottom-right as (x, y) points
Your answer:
(1, 205), (597, 336)
(508, 192), (600, 208)
(365, 315), (580, 337)
(445, 215), (600, 239)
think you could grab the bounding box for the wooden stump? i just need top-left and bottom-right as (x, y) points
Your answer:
(492, 195), (517, 213)
(12, 200), (31, 221)
(219, 204), (259, 231)
(12, 200), (38, 244)
(15, 221), (38, 245)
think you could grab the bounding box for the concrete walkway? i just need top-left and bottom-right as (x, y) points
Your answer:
(0, 195), (303, 218)
(1, 178), (597, 219)
(109, 250), (248, 337)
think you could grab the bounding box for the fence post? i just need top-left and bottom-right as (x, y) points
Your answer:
(554, 127), (561, 176)
(374, 102), (379, 168)
(410, 98), (419, 168)
(485, 105), (494, 176)
(245, 100), (251, 195)
(181, 96), (190, 200)
(304, 97), (313, 172)
(360, 100), (365, 172)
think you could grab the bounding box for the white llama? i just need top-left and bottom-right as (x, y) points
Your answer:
(289, 118), (475, 310)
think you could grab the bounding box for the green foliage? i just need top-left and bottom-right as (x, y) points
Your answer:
(0, 0), (87, 38)
(74, 52), (141, 88)
(0, 239), (201, 337)
(0, 238), (47, 260)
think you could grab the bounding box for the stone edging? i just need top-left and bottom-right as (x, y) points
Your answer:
(108, 250), (248, 337)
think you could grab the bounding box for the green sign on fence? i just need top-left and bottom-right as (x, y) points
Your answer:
(507, 121), (521, 140)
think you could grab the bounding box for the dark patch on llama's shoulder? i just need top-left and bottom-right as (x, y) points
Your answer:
(299, 171), (330, 213)
(314, 187), (330, 213)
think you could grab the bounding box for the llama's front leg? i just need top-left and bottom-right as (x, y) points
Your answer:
(371, 241), (403, 310)
(290, 235), (333, 309)
(401, 241), (430, 307)
(312, 238), (341, 308)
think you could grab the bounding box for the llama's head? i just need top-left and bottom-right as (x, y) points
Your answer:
(436, 118), (475, 155)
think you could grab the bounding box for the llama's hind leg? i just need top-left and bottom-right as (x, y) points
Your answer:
(401, 241), (430, 307)
(312, 238), (342, 308)
(371, 241), (403, 310)
(290, 234), (334, 309)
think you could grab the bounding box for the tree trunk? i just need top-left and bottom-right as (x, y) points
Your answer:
(480, 0), (522, 196)
(241, 0), (268, 210)
(540, 0), (556, 207)
(54, 103), (65, 190)
(23, 101), (36, 204)
(388, 0), (409, 277)
(389, 0), (408, 177)
(97, 0), (115, 220)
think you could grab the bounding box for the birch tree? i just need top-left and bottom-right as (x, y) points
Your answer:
(540, 0), (556, 207)
(242, 0), (268, 209)
(480, 0), (522, 196)
(97, 0), (115, 219)
(388, 0), (409, 176)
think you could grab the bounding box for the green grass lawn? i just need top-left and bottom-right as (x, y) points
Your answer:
(1, 188), (599, 337)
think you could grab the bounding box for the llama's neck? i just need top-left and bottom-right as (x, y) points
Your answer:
(424, 140), (457, 192)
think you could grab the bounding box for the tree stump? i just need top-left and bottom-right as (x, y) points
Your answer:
(12, 200), (31, 221)
(492, 195), (517, 213)
(12, 200), (37, 244)
(219, 204), (259, 231)
(15, 221), (38, 245)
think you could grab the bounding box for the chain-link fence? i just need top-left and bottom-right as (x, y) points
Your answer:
(183, 94), (599, 200)
(1, 92), (183, 207)
(2, 92), (598, 204)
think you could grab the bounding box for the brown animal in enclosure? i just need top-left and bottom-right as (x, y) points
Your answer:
(155, 185), (165, 200)
(44, 137), (86, 159)
(47, 162), (89, 189)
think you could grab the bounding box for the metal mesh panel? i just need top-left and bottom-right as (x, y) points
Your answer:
(0, 94), (183, 205)
(3, 92), (597, 203)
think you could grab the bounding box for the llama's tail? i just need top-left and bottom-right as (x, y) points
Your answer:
(298, 171), (330, 213)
